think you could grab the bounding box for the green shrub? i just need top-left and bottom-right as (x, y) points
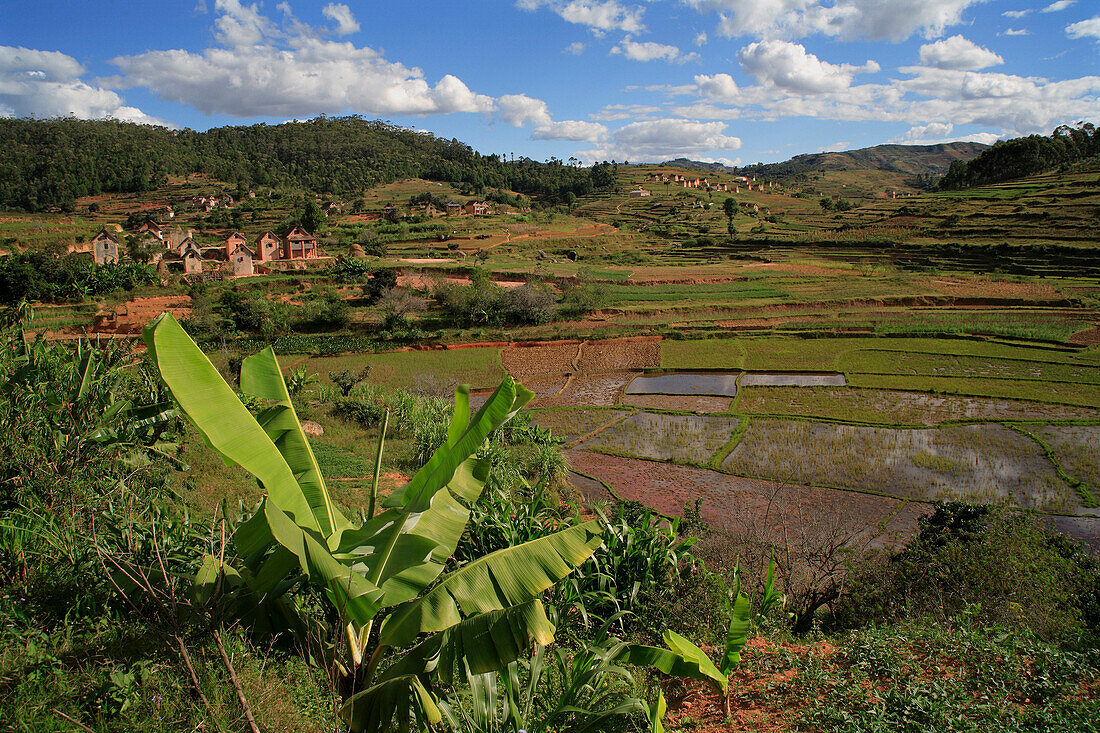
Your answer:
(832, 502), (1100, 645)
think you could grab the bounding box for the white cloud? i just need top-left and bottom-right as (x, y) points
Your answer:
(739, 40), (879, 93)
(1003, 8), (1032, 18)
(684, 0), (986, 42)
(610, 38), (698, 63)
(1002, 28), (1030, 35)
(578, 118), (741, 162)
(589, 103), (663, 121)
(322, 3), (360, 36)
(532, 119), (608, 141)
(497, 93), (607, 142)
(695, 32), (709, 45)
(1066, 17), (1100, 40)
(694, 72), (740, 100)
(564, 41), (586, 54)
(1042, 0), (1075, 12)
(517, 0), (645, 33)
(212, 0), (275, 47)
(112, 2), (493, 117)
(0, 45), (164, 125)
(919, 35), (1003, 70)
(893, 123), (1002, 144)
(664, 58), (1100, 143)
(498, 94), (552, 126)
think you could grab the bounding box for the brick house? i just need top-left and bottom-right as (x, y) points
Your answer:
(255, 231), (281, 261)
(224, 231), (248, 258)
(283, 226), (317, 259)
(463, 201), (491, 216)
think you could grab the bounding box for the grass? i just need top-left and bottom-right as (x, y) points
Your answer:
(735, 386), (1100, 426)
(303, 346), (505, 391)
(848, 374), (1100, 409)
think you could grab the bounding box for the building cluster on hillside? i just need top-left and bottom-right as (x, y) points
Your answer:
(90, 222), (317, 277)
(643, 173), (735, 192)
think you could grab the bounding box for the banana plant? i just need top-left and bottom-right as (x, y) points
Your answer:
(143, 313), (602, 732)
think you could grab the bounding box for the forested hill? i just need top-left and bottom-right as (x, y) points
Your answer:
(0, 116), (617, 212)
(937, 124), (1099, 190)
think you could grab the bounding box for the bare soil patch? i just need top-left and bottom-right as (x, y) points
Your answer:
(575, 338), (661, 372)
(91, 295), (192, 335)
(534, 372), (633, 407)
(502, 341), (580, 378)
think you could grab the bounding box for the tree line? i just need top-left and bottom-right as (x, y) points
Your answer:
(938, 123), (1099, 190)
(0, 116), (618, 212)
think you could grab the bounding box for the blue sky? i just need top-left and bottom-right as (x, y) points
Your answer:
(1, 0), (1098, 164)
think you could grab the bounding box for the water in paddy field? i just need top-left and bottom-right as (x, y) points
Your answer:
(627, 373), (740, 397)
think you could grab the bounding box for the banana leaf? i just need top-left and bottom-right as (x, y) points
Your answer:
(380, 521), (603, 647)
(339, 674), (442, 733)
(241, 347), (348, 538)
(143, 313), (318, 531)
(614, 629), (727, 693)
(721, 590), (752, 675)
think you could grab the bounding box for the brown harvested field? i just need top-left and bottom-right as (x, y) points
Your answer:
(566, 449), (928, 545)
(575, 338), (661, 372)
(502, 341), (580, 378)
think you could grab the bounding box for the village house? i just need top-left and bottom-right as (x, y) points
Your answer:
(229, 242), (255, 276)
(164, 236), (205, 274)
(463, 201), (491, 216)
(445, 202), (462, 216)
(628, 188), (651, 198)
(255, 231), (281, 261)
(224, 231), (248, 258)
(91, 229), (120, 265)
(283, 226), (318, 259)
(137, 220), (164, 240)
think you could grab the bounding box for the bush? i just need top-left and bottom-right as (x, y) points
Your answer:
(289, 291), (350, 331)
(832, 503), (1100, 645)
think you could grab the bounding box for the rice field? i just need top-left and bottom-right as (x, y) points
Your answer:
(582, 412), (742, 466)
(721, 419), (1075, 512)
(1036, 425), (1100, 491)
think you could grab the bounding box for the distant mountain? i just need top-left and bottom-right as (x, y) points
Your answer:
(665, 142), (990, 180)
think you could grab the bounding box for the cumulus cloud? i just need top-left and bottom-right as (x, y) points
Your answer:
(564, 41), (586, 54)
(695, 32), (709, 45)
(1066, 17), (1100, 40)
(322, 3), (359, 35)
(919, 36), (1004, 70)
(610, 38), (698, 63)
(578, 118), (741, 162)
(111, 1), (493, 117)
(893, 122), (1002, 144)
(517, 0), (645, 33)
(1003, 8), (1032, 18)
(694, 73), (740, 101)
(0, 45), (164, 125)
(684, 0), (985, 42)
(1002, 28), (1030, 36)
(738, 40), (879, 93)
(496, 93), (607, 142)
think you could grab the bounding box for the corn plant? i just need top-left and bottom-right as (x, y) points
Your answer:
(143, 312), (603, 732)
